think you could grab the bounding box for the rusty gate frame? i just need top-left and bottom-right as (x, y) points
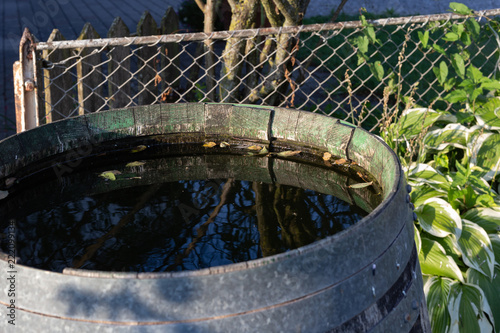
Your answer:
(13, 28), (39, 133)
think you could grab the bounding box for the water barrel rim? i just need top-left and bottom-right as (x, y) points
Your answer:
(0, 103), (402, 279)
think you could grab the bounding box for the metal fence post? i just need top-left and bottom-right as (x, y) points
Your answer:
(13, 28), (39, 133)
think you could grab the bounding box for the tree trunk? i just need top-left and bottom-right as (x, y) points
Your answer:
(219, 0), (259, 102)
(248, 0), (308, 105)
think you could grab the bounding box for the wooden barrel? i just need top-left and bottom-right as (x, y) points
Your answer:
(0, 103), (430, 332)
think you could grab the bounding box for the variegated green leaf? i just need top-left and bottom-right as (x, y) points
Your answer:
(424, 123), (469, 151)
(448, 281), (487, 333)
(455, 220), (495, 279)
(410, 184), (447, 206)
(407, 164), (451, 188)
(415, 198), (462, 238)
(397, 108), (441, 137)
(490, 234), (500, 268)
(475, 97), (500, 131)
(415, 224), (422, 255)
(467, 267), (500, 333)
(424, 277), (453, 333)
(419, 238), (464, 282)
(469, 132), (500, 181)
(462, 207), (500, 233)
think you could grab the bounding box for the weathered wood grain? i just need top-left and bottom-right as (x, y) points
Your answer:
(107, 17), (131, 109)
(137, 11), (158, 106)
(77, 23), (104, 115)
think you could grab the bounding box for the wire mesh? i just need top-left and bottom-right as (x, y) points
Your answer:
(35, 9), (500, 132)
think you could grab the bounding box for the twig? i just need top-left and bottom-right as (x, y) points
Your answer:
(165, 178), (235, 270)
(71, 184), (162, 269)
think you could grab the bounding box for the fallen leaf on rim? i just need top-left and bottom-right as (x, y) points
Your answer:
(99, 170), (121, 181)
(349, 182), (373, 189)
(332, 158), (348, 165)
(203, 142), (217, 148)
(130, 145), (147, 153)
(277, 150), (301, 157)
(126, 161), (146, 167)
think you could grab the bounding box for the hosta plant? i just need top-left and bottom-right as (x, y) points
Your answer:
(379, 3), (500, 332)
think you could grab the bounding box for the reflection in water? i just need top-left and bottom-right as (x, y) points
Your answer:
(0, 152), (379, 273)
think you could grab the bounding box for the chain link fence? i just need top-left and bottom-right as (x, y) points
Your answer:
(28, 8), (500, 132)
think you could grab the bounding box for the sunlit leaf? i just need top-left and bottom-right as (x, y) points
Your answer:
(397, 108), (441, 137)
(449, 2), (473, 15)
(469, 132), (500, 181)
(130, 145), (147, 153)
(126, 161), (146, 167)
(461, 31), (472, 46)
(356, 35), (369, 53)
(462, 207), (500, 233)
(424, 123), (469, 151)
(419, 238), (464, 281)
(434, 61), (448, 85)
(408, 163), (450, 186)
(415, 224), (422, 254)
(370, 61), (384, 81)
(410, 184), (447, 206)
(452, 53), (465, 79)
(444, 89), (468, 103)
(481, 80), (500, 92)
(322, 152), (332, 161)
(491, 234), (500, 270)
(465, 18), (480, 40)
(467, 267), (500, 333)
(475, 97), (500, 131)
(476, 194), (496, 208)
(349, 181), (373, 189)
(455, 220), (495, 278)
(467, 65), (484, 82)
(443, 32), (459, 42)
(433, 44), (446, 55)
(99, 170), (121, 181)
(277, 150), (301, 157)
(415, 198), (462, 238)
(365, 26), (377, 44)
(448, 281), (485, 333)
(424, 277), (453, 333)
(418, 30), (430, 48)
(203, 142), (217, 148)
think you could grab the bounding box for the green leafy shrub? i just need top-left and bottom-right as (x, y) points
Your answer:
(378, 3), (500, 332)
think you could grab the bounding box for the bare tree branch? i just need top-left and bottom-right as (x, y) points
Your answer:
(166, 179), (235, 271)
(195, 0), (206, 12)
(272, 0), (299, 25)
(71, 184), (162, 269)
(330, 0), (350, 23)
(261, 0), (281, 27)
